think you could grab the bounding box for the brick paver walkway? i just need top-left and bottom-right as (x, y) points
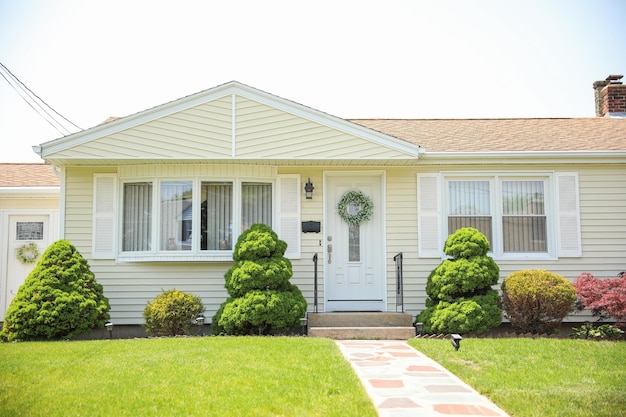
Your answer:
(336, 340), (510, 417)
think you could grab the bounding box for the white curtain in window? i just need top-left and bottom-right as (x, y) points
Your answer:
(502, 181), (546, 252)
(201, 182), (233, 250)
(448, 180), (492, 242)
(123, 182), (152, 251)
(242, 182), (272, 230)
(160, 181), (192, 251)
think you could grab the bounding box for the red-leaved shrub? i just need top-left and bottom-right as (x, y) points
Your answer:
(573, 272), (626, 325)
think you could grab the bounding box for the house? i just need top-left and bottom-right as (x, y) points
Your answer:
(27, 77), (626, 327)
(0, 163), (60, 321)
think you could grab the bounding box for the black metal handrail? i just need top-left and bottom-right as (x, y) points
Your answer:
(313, 253), (318, 313)
(394, 252), (404, 312)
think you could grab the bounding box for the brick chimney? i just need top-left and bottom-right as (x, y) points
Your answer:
(593, 74), (626, 117)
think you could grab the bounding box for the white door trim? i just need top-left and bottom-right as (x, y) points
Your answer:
(323, 170), (387, 311)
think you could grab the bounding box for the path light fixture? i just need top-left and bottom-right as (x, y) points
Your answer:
(300, 316), (308, 335)
(414, 322), (423, 336)
(304, 178), (314, 199)
(195, 314), (205, 336)
(105, 321), (114, 340)
(451, 334), (462, 351)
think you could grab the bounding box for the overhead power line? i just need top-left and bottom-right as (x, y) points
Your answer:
(0, 62), (83, 136)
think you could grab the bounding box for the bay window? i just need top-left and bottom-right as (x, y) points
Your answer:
(120, 179), (272, 257)
(201, 182), (233, 251)
(122, 182), (152, 252)
(160, 181), (193, 251)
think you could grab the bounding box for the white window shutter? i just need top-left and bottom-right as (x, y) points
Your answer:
(93, 174), (117, 259)
(276, 175), (301, 259)
(556, 172), (582, 257)
(418, 174), (441, 258)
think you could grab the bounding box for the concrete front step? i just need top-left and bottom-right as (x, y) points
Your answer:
(308, 312), (413, 327)
(308, 326), (416, 340)
(306, 312), (416, 340)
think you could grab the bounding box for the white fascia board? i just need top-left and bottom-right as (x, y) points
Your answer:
(0, 186), (60, 198)
(421, 150), (626, 164)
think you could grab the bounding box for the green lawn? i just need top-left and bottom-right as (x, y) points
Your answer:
(409, 338), (626, 417)
(0, 337), (377, 417)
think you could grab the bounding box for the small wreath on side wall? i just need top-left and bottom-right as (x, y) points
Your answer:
(16, 242), (39, 265)
(337, 190), (374, 225)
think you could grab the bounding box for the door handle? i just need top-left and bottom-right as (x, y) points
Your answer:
(327, 243), (332, 264)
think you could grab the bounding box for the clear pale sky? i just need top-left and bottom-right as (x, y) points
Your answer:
(1, 0), (625, 162)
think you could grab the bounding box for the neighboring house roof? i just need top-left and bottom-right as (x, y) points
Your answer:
(350, 118), (626, 152)
(0, 163), (60, 187)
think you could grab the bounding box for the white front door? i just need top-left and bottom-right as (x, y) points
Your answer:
(1, 215), (50, 321)
(325, 172), (385, 311)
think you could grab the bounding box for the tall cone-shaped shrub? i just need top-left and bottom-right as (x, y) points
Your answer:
(213, 224), (307, 335)
(416, 227), (502, 334)
(1, 240), (110, 341)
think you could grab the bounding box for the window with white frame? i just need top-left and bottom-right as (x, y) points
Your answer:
(93, 173), (301, 261)
(418, 172), (581, 260)
(446, 177), (548, 255)
(120, 179), (272, 255)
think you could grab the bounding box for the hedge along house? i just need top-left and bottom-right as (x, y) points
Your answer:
(0, 163), (60, 321)
(33, 78), (626, 330)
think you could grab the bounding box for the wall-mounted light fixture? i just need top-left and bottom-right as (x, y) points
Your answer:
(304, 178), (314, 199)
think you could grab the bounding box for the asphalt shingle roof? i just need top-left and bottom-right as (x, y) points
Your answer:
(0, 163), (60, 187)
(349, 118), (626, 152)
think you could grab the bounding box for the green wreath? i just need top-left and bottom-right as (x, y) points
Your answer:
(16, 242), (40, 264)
(337, 190), (374, 225)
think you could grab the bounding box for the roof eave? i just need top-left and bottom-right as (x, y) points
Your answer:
(421, 150), (626, 164)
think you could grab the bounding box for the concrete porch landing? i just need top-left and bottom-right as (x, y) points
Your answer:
(307, 312), (416, 340)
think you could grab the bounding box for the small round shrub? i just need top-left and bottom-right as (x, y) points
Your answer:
(1, 239), (110, 342)
(143, 289), (204, 336)
(501, 269), (576, 334)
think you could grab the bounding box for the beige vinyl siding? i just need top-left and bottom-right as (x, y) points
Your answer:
(61, 163), (625, 324)
(278, 168), (325, 312)
(52, 95), (415, 162)
(393, 164), (626, 318)
(0, 197), (58, 210)
(235, 97), (412, 160)
(54, 97), (233, 159)
(385, 168), (425, 312)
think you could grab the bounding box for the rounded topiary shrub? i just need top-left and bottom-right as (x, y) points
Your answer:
(416, 227), (502, 335)
(1, 240), (110, 342)
(144, 289), (204, 336)
(501, 269), (576, 334)
(213, 224), (307, 335)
